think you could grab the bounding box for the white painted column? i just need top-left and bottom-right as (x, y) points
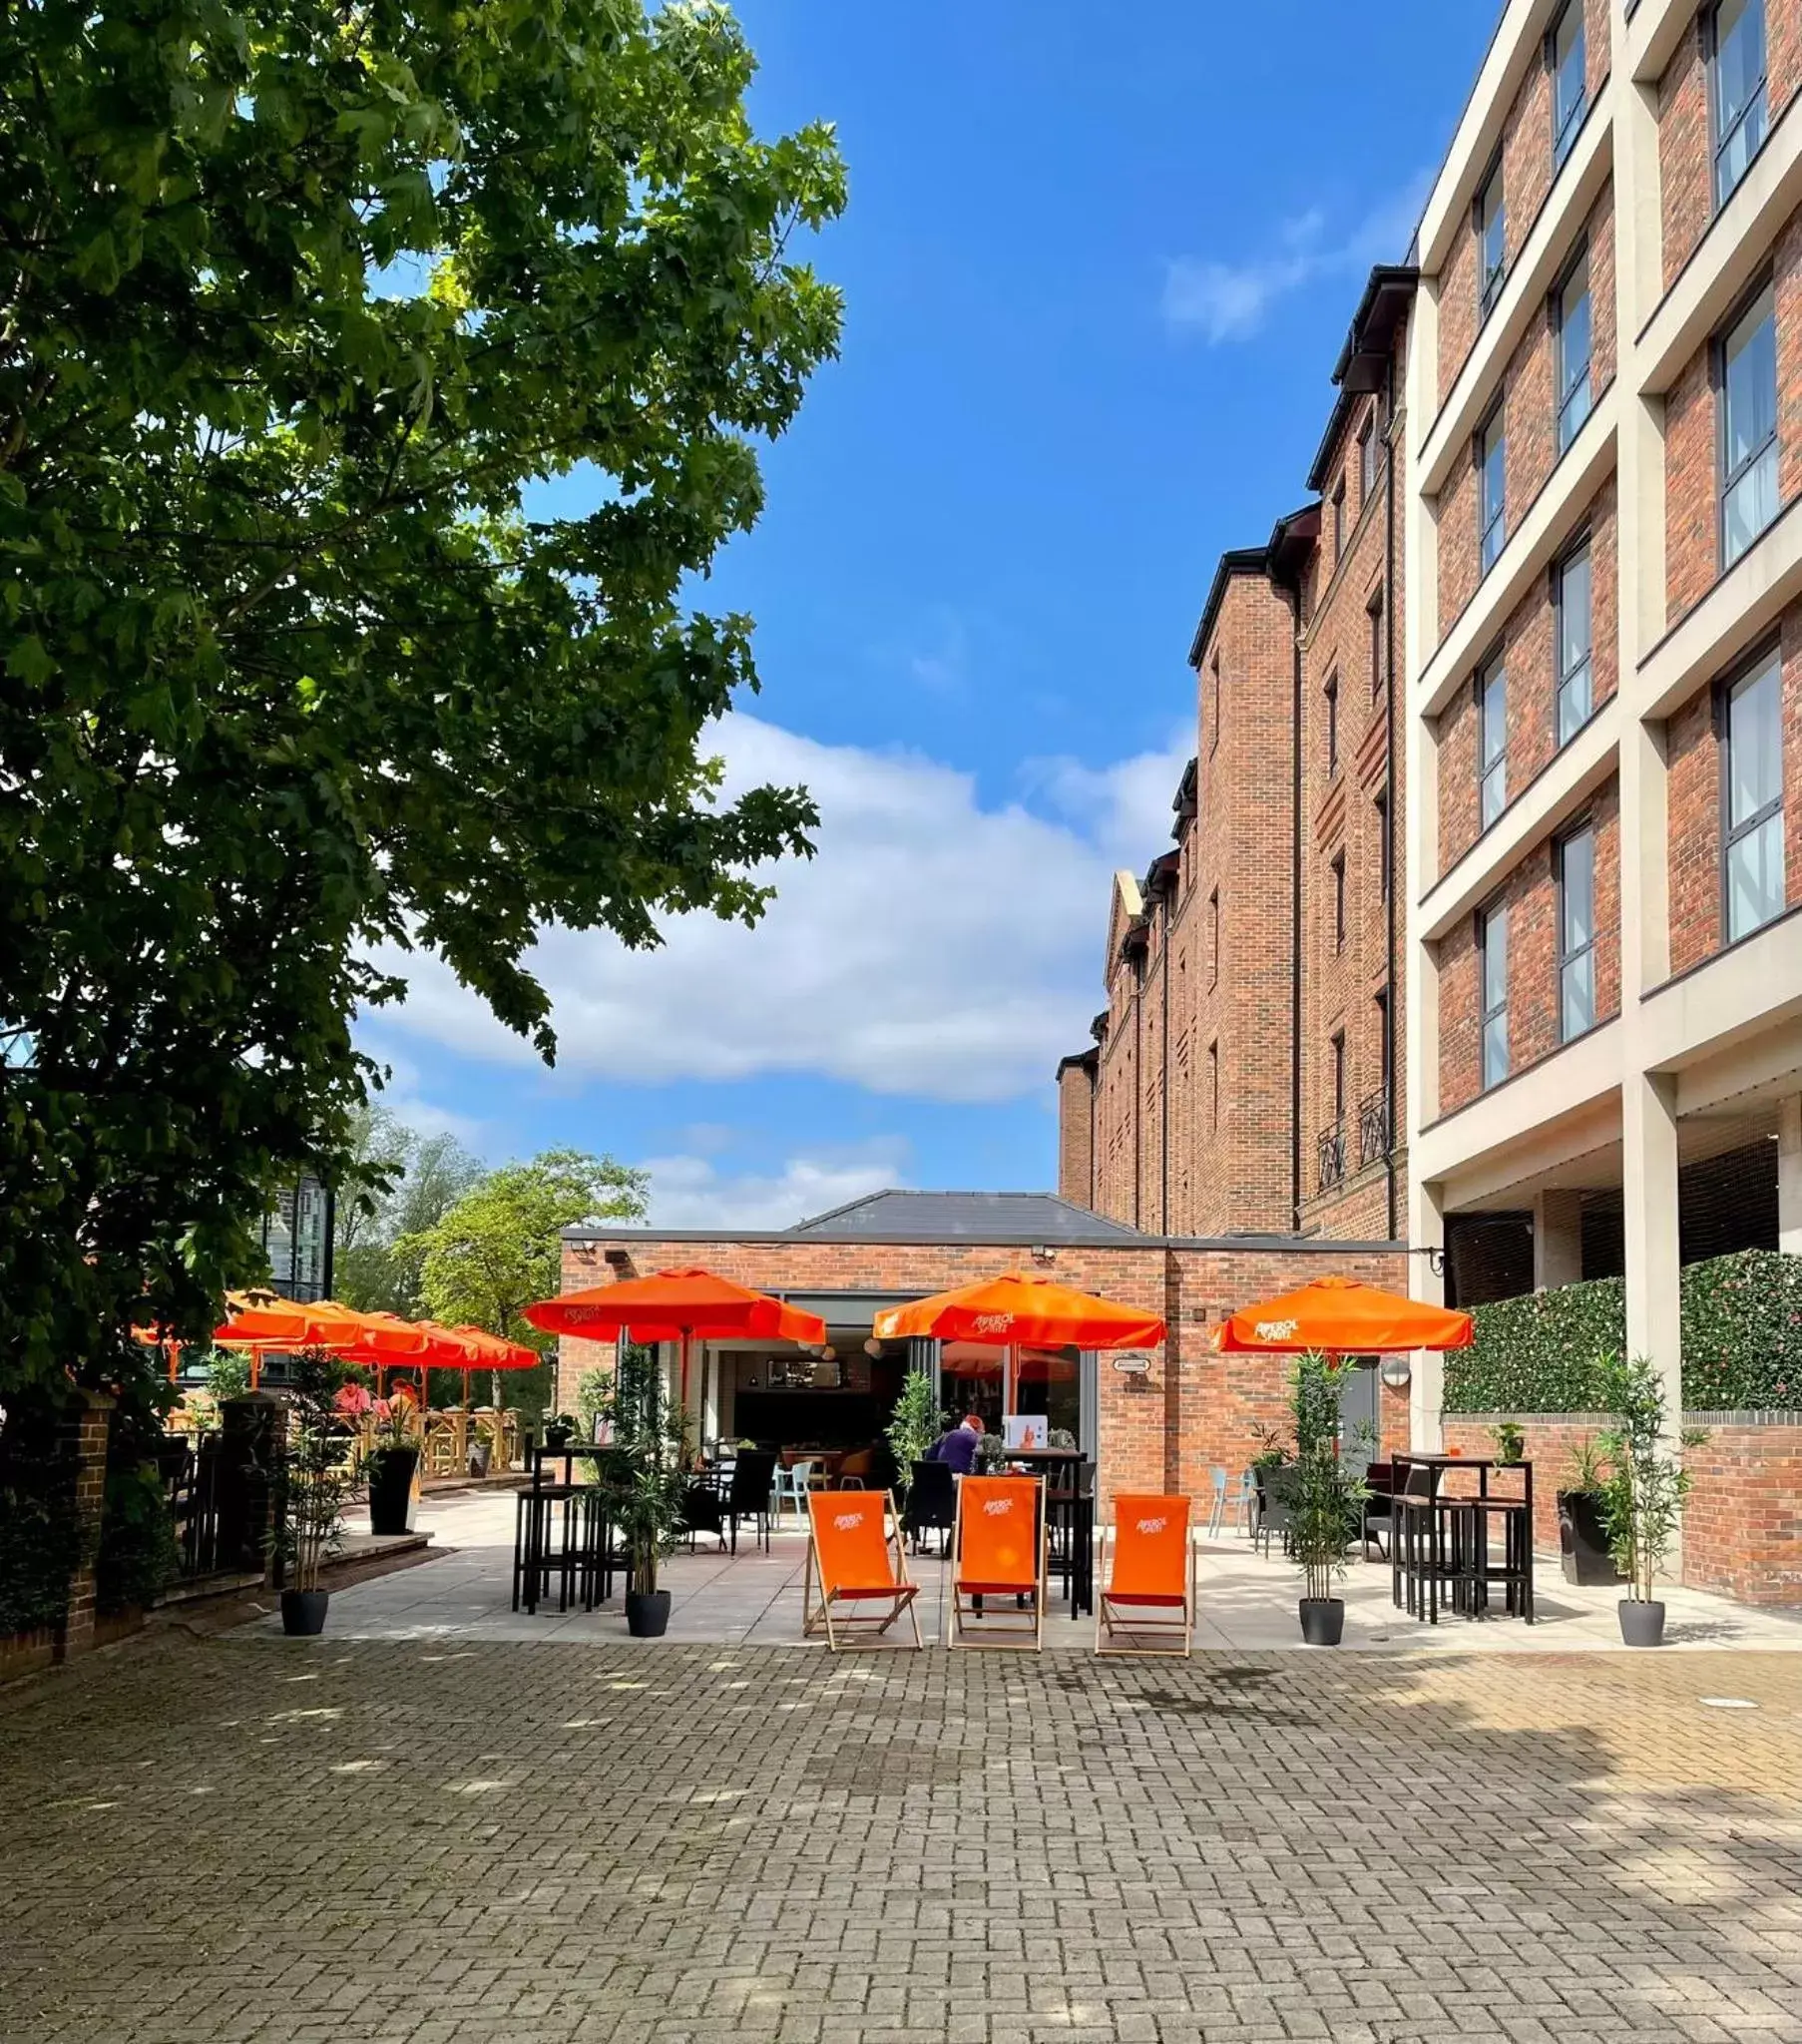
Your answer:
(1410, 1178), (1448, 1452)
(1779, 1097), (1802, 1257)
(1622, 1070), (1682, 1410)
(1533, 1190), (1584, 1290)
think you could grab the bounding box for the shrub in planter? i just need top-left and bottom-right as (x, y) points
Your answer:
(594, 1352), (691, 1637)
(359, 1396), (421, 1536)
(1287, 1352), (1367, 1646)
(1596, 1354), (1705, 1648)
(1555, 1434), (1620, 1587)
(277, 1353), (357, 1636)
(885, 1370), (946, 1504)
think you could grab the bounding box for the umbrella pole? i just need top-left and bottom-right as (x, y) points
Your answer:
(678, 1330), (691, 1462)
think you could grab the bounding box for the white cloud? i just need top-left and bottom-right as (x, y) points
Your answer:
(1162, 174), (1430, 344)
(640, 1142), (908, 1232)
(367, 712), (1191, 1105)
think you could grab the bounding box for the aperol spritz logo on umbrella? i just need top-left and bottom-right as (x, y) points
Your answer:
(969, 1312), (1016, 1336)
(1254, 1317), (1300, 1342)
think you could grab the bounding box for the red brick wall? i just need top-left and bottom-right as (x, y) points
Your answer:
(1442, 1414), (1611, 1555)
(1665, 204), (1802, 625)
(1056, 1059), (1096, 1208)
(1437, 478), (1618, 875)
(1660, 8), (1802, 290)
(1683, 1422), (1802, 1605)
(1665, 600), (1802, 975)
(1436, 777), (1620, 1116)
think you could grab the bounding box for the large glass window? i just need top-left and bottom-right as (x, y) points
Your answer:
(1479, 657), (1508, 829)
(1477, 160), (1506, 320)
(1558, 823), (1596, 1041)
(1724, 647), (1785, 941)
(1480, 905), (1510, 1090)
(1711, 0), (1768, 209)
(1552, 1), (1586, 166)
(1478, 411), (1507, 574)
(1556, 540), (1593, 747)
(1556, 250), (1592, 453)
(1721, 284), (1777, 569)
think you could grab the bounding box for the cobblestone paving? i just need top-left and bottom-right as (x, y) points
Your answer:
(3, 1635), (1801, 2042)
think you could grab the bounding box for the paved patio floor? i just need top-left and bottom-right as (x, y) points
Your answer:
(302, 1489), (1802, 1654)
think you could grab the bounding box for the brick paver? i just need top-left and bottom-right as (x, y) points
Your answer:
(2, 1636), (1800, 2042)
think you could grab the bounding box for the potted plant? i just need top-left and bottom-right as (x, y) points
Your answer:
(278, 1356), (357, 1636)
(1556, 1434), (1620, 1586)
(360, 1394), (420, 1536)
(543, 1412), (581, 1449)
(1597, 1353), (1705, 1648)
(1489, 1421), (1524, 1466)
(1286, 1352), (1365, 1645)
(885, 1370), (946, 1503)
(595, 1353), (691, 1638)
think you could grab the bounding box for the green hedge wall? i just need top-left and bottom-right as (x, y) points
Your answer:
(1445, 1278), (1623, 1414)
(1445, 1250), (1802, 1414)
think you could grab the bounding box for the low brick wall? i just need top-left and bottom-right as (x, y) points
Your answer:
(1444, 1410), (1802, 1607)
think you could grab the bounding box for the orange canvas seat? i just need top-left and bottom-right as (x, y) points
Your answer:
(803, 1490), (922, 1651)
(951, 1475), (1048, 1650)
(1096, 1495), (1195, 1656)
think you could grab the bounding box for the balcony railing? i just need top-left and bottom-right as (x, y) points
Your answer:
(1359, 1087), (1393, 1170)
(1317, 1120), (1347, 1194)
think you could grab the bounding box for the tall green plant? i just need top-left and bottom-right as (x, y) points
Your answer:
(1285, 1351), (1365, 1604)
(1595, 1353), (1705, 1604)
(885, 1371), (945, 1497)
(277, 1353), (358, 1594)
(593, 1349), (689, 1601)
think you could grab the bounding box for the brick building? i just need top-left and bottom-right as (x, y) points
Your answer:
(1402, 0), (1802, 1453)
(1058, 274), (1413, 1254)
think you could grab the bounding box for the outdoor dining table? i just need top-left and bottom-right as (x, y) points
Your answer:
(511, 1444), (619, 1615)
(1001, 1453), (1095, 1619)
(1390, 1452), (1535, 1625)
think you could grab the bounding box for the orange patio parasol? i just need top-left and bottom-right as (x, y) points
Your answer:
(523, 1268), (829, 1417)
(873, 1274), (1165, 1350)
(1210, 1276), (1473, 1355)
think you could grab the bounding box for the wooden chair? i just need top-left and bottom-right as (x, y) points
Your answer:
(802, 1491), (922, 1650)
(950, 1475), (1048, 1651)
(1096, 1494), (1195, 1657)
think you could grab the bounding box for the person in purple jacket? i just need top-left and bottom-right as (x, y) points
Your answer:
(932, 1412), (985, 1477)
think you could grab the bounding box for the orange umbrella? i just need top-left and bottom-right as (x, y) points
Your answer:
(131, 1324), (185, 1383)
(1210, 1276), (1473, 1354)
(213, 1295), (365, 1350)
(872, 1274), (1165, 1349)
(523, 1268), (829, 1415)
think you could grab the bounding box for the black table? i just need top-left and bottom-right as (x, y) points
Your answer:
(511, 1445), (620, 1615)
(1391, 1454), (1535, 1624)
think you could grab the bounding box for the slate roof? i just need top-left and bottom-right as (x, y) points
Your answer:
(785, 1190), (1144, 1244)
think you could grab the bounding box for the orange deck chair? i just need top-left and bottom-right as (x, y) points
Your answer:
(1096, 1494), (1195, 1656)
(950, 1474), (1048, 1650)
(803, 1490), (922, 1650)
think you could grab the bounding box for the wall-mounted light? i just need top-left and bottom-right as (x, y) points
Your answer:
(863, 1338), (882, 1358)
(1031, 1244), (1055, 1264)
(1379, 1357), (1412, 1391)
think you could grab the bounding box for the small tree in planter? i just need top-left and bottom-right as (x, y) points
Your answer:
(885, 1370), (946, 1502)
(1556, 1433), (1620, 1587)
(1286, 1351), (1366, 1646)
(1596, 1353), (1705, 1648)
(356, 1392), (421, 1537)
(594, 1350), (691, 1637)
(278, 1354), (358, 1636)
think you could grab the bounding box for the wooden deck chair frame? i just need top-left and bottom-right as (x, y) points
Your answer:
(1095, 1495), (1196, 1658)
(802, 1489), (923, 1651)
(950, 1475), (1049, 1652)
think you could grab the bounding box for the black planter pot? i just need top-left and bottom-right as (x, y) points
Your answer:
(625, 1589), (672, 1638)
(1558, 1489), (1622, 1586)
(544, 1422), (577, 1450)
(367, 1446), (420, 1535)
(1298, 1597), (1345, 1647)
(1618, 1598), (1666, 1648)
(467, 1436), (493, 1479)
(281, 1589), (329, 1637)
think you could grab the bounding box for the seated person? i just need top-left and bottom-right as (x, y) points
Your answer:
(933, 1411), (984, 1477)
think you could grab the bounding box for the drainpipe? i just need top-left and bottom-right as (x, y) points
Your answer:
(1287, 581), (1303, 1236)
(1383, 351), (1401, 1244)
(1160, 897), (1171, 1235)
(1132, 952), (1143, 1232)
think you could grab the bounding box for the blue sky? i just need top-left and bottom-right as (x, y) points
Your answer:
(363, 0), (1498, 1229)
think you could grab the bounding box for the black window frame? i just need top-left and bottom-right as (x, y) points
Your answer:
(1717, 274), (1778, 573)
(1475, 152), (1507, 321)
(1358, 412), (1378, 504)
(1708, 0), (1768, 212)
(1553, 242), (1593, 454)
(1207, 886), (1219, 988)
(1477, 653), (1508, 830)
(1375, 786), (1391, 900)
(1553, 533), (1594, 749)
(1556, 817), (1597, 1043)
(1478, 898), (1510, 1091)
(1368, 586), (1385, 699)
(1331, 850), (1346, 953)
(1717, 635), (1786, 942)
(1330, 1029), (1346, 1123)
(1375, 985), (1392, 1093)
(1477, 404), (1507, 576)
(1208, 648), (1221, 755)
(1549, 0), (1587, 167)
(1331, 477), (1346, 562)
(1325, 672), (1340, 776)
(1208, 1039), (1219, 1128)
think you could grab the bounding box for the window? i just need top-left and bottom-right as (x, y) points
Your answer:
(1359, 414), (1378, 504)
(1478, 408), (1506, 574)
(1710, 0), (1768, 210)
(1208, 1041), (1219, 1129)
(1721, 283), (1777, 569)
(1207, 887), (1219, 987)
(1208, 650), (1221, 754)
(1555, 539), (1593, 746)
(1332, 478), (1345, 562)
(1723, 645), (1785, 941)
(1551, 1), (1586, 166)
(1331, 852), (1346, 953)
(1325, 674), (1340, 775)
(1558, 823), (1596, 1041)
(1375, 788), (1391, 899)
(1368, 588), (1385, 698)
(1555, 249), (1592, 453)
(1375, 987), (1392, 1093)
(1476, 157), (1506, 319)
(1479, 903), (1510, 1090)
(1330, 1031), (1346, 1121)
(1478, 657), (1508, 828)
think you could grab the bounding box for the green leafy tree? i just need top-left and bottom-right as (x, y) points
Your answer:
(398, 1149), (647, 1421)
(333, 1107), (484, 1315)
(0, 0), (843, 1407)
